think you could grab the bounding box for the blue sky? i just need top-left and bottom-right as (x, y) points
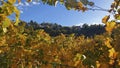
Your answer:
(16, 0), (114, 26)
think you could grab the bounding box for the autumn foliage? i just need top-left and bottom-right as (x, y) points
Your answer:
(0, 0), (120, 68)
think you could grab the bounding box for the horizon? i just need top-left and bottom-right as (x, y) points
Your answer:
(25, 20), (105, 27)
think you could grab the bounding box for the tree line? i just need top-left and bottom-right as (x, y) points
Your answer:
(24, 20), (106, 37)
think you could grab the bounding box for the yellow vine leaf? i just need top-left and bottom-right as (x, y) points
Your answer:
(8, 0), (16, 4)
(3, 28), (7, 33)
(104, 38), (112, 48)
(0, 50), (2, 53)
(73, 53), (82, 66)
(28, 62), (32, 68)
(108, 48), (117, 59)
(54, 55), (61, 63)
(73, 53), (82, 61)
(96, 61), (100, 68)
(2, 17), (11, 28)
(76, 2), (84, 10)
(19, 34), (26, 45)
(109, 59), (115, 65)
(2, 3), (14, 16)
(74, 61), (80, 67)
(102, 15), (110, 24)
(109, 48), (115, 58)
(0, 36), (6, 46)
(105, 21), (116, 33)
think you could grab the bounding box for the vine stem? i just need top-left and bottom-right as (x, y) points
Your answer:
(87, 5), (109, 12)
(87, 8), (109, 12)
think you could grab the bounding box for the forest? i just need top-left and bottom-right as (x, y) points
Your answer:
(25, 20), (105, 37)
(0, 0), (120, 68)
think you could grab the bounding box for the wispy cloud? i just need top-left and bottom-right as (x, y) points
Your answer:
(14, 2), (24, 6)
(75, 23), (85, 26)
(14, 1), (40, 13)
(75, 22), (103, 26)
(89, 22), (102, 25)
(32, 1), (40, 5)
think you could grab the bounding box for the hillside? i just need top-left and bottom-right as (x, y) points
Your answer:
(24, 20), (106, 37)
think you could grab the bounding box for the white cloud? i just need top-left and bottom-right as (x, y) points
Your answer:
(14, 2), (24, 6)
(32, 1), (40, 5)
(19, 2), (24, 6)
(89, 22), (102, 25)
(75, 23), (85, 26)
(75, 22), (104, 26)
(14, 1), (41, 14)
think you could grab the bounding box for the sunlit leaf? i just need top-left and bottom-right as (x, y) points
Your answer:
(102, 15), (110, 24)
(96, 61), (100, 68)
(2, 18), (11, 28)
(8, 0), (16, 4)
(109, 59), (114, 65)
(108, 48), (115, 58)
(76, 2), (83, 10)
(104, 37), (112, 48)
(3, 28), (7, 33)
(105, 21), (116, 32)
(2, 3), (14, 16)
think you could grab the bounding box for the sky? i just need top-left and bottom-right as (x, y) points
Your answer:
(15, 0), (114, 26)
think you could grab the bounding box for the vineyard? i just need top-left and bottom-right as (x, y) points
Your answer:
(0, 0), (120, 68)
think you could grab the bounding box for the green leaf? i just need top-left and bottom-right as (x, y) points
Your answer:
(2, 17), (11, 28)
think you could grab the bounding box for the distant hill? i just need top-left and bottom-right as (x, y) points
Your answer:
(22, 20), (106, 37)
